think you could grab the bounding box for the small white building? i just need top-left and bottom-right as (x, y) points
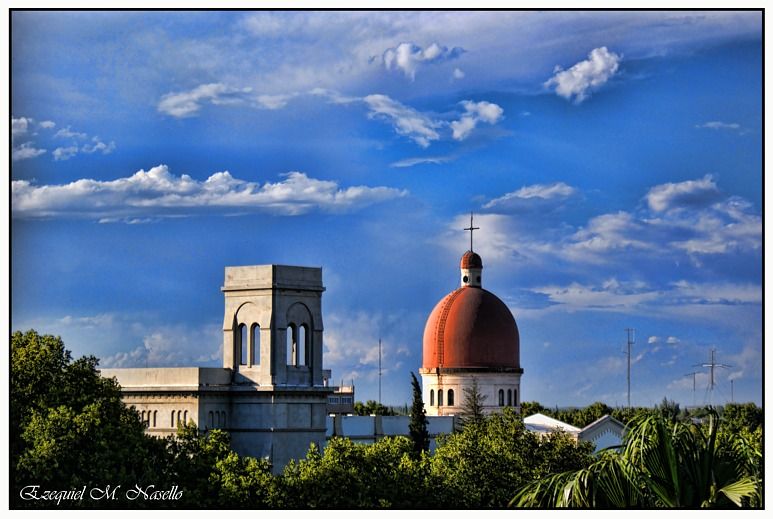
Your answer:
(524, 413), (627, 453)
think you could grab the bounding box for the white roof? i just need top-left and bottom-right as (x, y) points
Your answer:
(523, 413), (581, 434)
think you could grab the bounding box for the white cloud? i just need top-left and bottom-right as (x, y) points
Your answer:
(53, 146), (79, 161)
(452, 68), (465, 80)
(382, 42), (465, 79)
(81, 137), (116, 155)
(12, 142), (47, 161)
(101, 325), (221, 368)
(39, 120), (56, 129)
(695, 121), (741, 131)
(12, 164), (407, 220)
(54, 126), (88, 140)
(363, 94), (441, 148)
(157, 83), (254, 118)
(390, 155), (454, 168)
(12, 116), (33, 140)
(450, 100), (504, 141)
(666, 336), (680, 344)
(648, 336), (660, 344)
(544, 46), (621, 103)
(484, 181), (577, 212)
(646, 175), (721, 212)
(669, 280), (761, 305)
(531, 280), (660, 311)
(323, 310), (412, 383)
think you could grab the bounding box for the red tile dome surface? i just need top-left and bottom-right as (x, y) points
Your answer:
(422, 286), (520, 370)
(460, 250), (483, 269)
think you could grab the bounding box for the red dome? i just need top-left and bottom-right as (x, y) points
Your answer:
(460, 251), (483, 269)
(422, 286), (520, 370)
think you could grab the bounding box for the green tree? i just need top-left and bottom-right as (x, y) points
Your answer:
(353, 400), (396, 416)
(408, 372), (429, 456)
(280, 437), (428, 508)
(519, 401), (546, 417)
(11, 330), (170, 508)
(431, 408), (594, 508)
(720, 403), (762, 434)
(512, 409), (761, 508)
(457, 377), (487, 429)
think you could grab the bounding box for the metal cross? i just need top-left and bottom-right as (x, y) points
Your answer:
(464, 212), (479, 251)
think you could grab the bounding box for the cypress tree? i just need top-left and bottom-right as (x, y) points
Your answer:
(408, 372), (429, 455)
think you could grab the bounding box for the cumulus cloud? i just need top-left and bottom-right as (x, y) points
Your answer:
(12, 164), (407, 220)
(648, 336), (660, 344)
(484, 181), (577, 212)
(323, 310), (412, 384)
(450, 100), (504, 140)
(666, 336), (680, 344)
(382, 42), (465, 79)
(695, 121), (741, 131)
(646, 175), (721, 212)
(39, 120), (56, 129)
(157, 83), (254, 118)
(55, 126), (88, 140)
(11, 116), (33, 140)
(545, 46), (621, 103)
(363, 94), (441, 147)
(12, 142), (47, 161)
(452, 68), (465, 80)
(101, 325), (221, 368)
(53, 146), (80, 161)
(82, 137), (117, 155)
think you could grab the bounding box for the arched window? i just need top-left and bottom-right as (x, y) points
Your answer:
(239, 323), (248, 365)
(208, 411), (214, 429)
(430, 389), (435, 407)
(438, 389), (444, 407)
(507, 389), (512, 406)
(499, 389), (505, 407)
(514, 389), (518, 406)
(171, 410), (175, 427)
(287, 324), (296, 365)
(448, 389), (455, 406)
(141, 410), (145, 422)
(153, 410), (157, 427)
(221, 411), (226, 428)
(297, 324), (307, 366)
(251, 323), (260, 365)
(215, 411), (220, 428)
(183, 410), (188, 425)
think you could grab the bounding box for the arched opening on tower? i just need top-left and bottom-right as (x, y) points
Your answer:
(448, 389), (455, 406)
(251, 323), (260, 365)
(498, 389), (505, 407)
(430, 389), (435, 407)
(239, 323), (248, 365)
(297, 324), (308, 366)
(287, 324), (297, 365)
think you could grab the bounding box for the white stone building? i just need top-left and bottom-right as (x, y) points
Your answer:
(101, 264), (333, 472)
(420, 249), (523, 416)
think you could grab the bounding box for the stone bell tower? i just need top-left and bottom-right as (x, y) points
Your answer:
(221, 264), (331, 471)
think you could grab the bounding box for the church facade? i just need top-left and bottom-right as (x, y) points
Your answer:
(101, 265), (333, 472)
(420, 248), (524, 416)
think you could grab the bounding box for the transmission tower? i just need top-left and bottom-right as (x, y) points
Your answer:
(693, 348), (731, 405)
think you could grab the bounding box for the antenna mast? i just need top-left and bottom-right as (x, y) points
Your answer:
(625, 328), (635, 407)
(378, 338), (382, 405)
(684, 371), (700, 407)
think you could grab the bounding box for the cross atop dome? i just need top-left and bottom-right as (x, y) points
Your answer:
(464, 212), (480, 252)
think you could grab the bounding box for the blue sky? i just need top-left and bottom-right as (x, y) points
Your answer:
(10, 11), (762, 407)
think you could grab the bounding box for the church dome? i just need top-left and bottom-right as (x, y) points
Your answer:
(422, 252), (520, 370)
(460, 250), (482, 269)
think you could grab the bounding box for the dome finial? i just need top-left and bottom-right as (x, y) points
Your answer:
(463, 211), (480, 252)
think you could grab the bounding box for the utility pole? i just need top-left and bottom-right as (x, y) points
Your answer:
(684, 371), (699, 407)
(378, 337), (382, 405)
(625, 328), (635, 407)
